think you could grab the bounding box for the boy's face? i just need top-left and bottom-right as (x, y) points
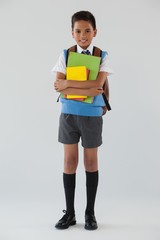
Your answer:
(72, 20), (97, 49)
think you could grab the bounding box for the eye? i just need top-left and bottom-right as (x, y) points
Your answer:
(86, 29), (91, 33)
(75, 30), (81, 34)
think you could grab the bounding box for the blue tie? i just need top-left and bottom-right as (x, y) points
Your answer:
(81, 50), (91, 55)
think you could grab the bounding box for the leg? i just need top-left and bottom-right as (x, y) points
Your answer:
(55, 144), (78, 229)
(63, 144), (78, 214)
(64, 144), (78, 174)
(84, 147), (98, 172)
(56, 113), (80, 229)
(84, 147), (98, 213)
(83, 148), (99, 230)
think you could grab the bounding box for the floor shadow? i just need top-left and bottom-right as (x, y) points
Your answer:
(98, 223), (153, 230)
(74, 223), (85, 229)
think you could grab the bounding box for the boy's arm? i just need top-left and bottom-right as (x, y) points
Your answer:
(61, 77), (110, 98)
(54, 71), (108, 91)
(53, 72), (103, 97)
(61, 87), (103, 97)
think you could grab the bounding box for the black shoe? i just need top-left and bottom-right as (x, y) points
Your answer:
(55, 210), (76, 229)
(84, 212), (98, 230)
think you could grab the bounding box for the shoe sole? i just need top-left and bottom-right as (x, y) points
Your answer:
(55, 220), (76, 230)
(84, 225), (98, 230)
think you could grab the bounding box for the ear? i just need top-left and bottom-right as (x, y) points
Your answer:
(72, 31), (75, 38)
(93, 29), (97, 37)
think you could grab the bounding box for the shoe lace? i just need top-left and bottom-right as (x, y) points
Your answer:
(85, 213), (96, 223)
(61, 210), (69, 220)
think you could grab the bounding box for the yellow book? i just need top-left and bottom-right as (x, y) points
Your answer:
(66, 66), (89, 99)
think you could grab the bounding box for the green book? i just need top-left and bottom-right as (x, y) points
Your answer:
(67, 52), (101, 103)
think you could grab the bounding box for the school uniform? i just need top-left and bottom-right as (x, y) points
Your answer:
(52, 44), (113, 148)
(52, 44), (113, 230)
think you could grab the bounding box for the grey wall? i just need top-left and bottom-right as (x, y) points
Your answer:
(0, 0), (160, 210)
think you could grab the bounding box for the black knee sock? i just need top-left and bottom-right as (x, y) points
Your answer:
(85, 171), (99, 215)
(63, 173), (76, 215)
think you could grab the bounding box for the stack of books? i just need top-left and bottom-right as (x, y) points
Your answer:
(65, 66), (90, 101)
(62, 52), (101, 103)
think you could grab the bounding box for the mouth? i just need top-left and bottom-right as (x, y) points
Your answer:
(80, 39), (87, 43)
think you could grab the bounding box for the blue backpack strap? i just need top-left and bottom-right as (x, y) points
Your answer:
(101, 50), (108, 61)
(63, 49), (68, 65)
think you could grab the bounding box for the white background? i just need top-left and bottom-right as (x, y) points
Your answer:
(0, 0), (160, 239)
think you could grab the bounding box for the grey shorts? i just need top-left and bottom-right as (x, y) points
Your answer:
(58, 113), (103, 148)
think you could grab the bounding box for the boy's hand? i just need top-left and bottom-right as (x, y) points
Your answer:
(87, 88), (104, 97)
(102, 106), (107, 115)
(54, 79), (67, 92)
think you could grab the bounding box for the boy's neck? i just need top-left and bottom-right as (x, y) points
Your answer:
(77, 44), (93, 54)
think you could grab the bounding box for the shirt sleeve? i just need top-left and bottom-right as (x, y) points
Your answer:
(51, 51), (66, 74)
(99, 51), (113, 75)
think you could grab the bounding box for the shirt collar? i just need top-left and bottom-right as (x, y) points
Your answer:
(77, 44), (93, 54)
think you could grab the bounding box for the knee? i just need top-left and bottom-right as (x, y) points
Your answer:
(64, 156), (78, 173)
(84, 158), (98, 172)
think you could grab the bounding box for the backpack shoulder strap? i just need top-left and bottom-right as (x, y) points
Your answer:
(68, 45), (77, 52)
(65, 45), (77, 65)
(92, 46), (102, 58)
(93, 46), (103, 64)
(93, 46), (111, 111)
(65, 45), (103, 65)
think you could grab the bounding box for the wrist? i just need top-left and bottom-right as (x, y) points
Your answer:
(66, 80), (70, 88)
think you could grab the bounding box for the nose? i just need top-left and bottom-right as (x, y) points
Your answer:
(81, 31), (86, 37)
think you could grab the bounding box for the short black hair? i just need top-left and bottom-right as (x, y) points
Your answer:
(71, 10), (96, 30)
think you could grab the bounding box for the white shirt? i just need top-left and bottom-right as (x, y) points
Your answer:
(51, 44), (113, 75)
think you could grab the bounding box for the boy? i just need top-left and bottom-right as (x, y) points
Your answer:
(52, 10), (112, 230)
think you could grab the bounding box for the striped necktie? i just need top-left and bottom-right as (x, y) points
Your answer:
(81, 50), (91, 55)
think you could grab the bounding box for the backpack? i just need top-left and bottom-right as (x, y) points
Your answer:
(58, 45), (111, 111)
